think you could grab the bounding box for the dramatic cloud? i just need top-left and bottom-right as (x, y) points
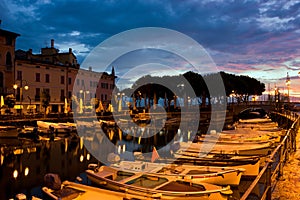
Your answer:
(1, 0), (300, 96)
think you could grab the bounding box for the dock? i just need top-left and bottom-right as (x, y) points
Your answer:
(272, 128), (300, 199)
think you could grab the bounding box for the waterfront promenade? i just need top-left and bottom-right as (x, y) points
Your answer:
(272, 128), (300, 199)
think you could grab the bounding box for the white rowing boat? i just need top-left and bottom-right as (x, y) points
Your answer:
(37, 121), (73, 133)
(86, 165), (233, 200)
(110, 160), (245, 186)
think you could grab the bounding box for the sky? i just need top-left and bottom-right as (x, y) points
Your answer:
(1, 0), (300, 98)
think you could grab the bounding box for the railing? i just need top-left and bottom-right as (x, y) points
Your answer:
(240, 111), (299, 200)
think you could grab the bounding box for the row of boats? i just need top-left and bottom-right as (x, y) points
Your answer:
(41, 115), (284, 200)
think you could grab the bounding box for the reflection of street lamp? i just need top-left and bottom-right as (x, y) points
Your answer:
(177, 83), (185, 107)
(230, 90), (235, 104)
(286, 72), (290, 104)
(117, 92), (125, 112)
(80, 89), (89, 113)
(13, 80), (29, 115)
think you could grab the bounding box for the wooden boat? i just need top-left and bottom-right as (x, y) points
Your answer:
(176, 141), (273, 156)
(196, 129), (282, 144)
(110, 160), (245, 186)
(86, 166), (233, 200)
(37, 121), (73, 133)
(170, 153), (260, 177)
(0, 125), (19, 138)
(43, 180), (157, 200)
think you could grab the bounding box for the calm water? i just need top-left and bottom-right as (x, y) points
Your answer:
(0, 134), (97, 199)
(0, 122), (268, 200)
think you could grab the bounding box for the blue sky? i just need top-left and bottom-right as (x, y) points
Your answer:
(1, 0), (300, 96)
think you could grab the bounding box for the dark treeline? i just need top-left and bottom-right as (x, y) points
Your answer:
(120, 71), (265, 107)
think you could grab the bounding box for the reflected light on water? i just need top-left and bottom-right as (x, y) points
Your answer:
(80, 155), (84, 162)
(80, 137), (84, 150)
(24, 167), (29, 176)
(13, 170), (18, 179)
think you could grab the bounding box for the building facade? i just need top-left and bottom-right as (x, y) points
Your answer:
(0, 28), (20, 95)
(11, 38), (116, 114)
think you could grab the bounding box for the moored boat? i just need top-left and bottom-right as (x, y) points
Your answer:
(176, 141), (273, 156)
(37, 121), (73, 133)
(111, 160), (245, 186)
(86, 165), (233, 200)
(0, 125), (19, 138)
(43, 180), (160, 200)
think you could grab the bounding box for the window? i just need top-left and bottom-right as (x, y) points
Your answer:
(17, 71), (22, 80)
(68, 91), (72, 98)
(35, 88), (40, 101)
(68, 77), (72, 85)
(45, 74), (50, 83)
(90, 81), (93, 87)
(6, 36), (12, 45)
(81, 80), (84, 86)
(61, 76), (65, 84)
(6, 52), (12, 66)
(61, 89), (65, 101)
(36, 73), (40, 82)
(76, 79), (80, 85)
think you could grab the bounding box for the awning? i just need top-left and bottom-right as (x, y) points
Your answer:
(27, 105), (36, 109)
(14, 105), (24, 109)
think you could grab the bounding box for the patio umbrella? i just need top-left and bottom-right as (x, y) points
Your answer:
(99, 100), (104, 111)
(107, 103), (114, 112)
(0, 95), (4, 108)
(64, 98), (68, 114)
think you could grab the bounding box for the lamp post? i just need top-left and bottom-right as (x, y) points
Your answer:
(117, 92), (125, 112)
(286, 72), (291, 106)
(13, 80), (29, 116)
(177, 83), (185, 107)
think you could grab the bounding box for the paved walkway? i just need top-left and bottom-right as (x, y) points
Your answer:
(272, 129), (300, 199)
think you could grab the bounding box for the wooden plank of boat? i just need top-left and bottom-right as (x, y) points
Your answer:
(238, 118), (273, 124)
(111, 161), (245, 186)
(43, 180), (154, 200)
(86, 166), (232, 200)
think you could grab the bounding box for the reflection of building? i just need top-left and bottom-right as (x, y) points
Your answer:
(14, 39), (116, 113)
(0, 28), (20, 95)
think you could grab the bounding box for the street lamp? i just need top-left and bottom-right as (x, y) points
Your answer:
(286, 72), (290, 104)
(177, 83), (185, 107)
(13, 80), (29, 115)
(117, 92), (125, 112)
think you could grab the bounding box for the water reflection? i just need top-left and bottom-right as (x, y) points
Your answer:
(0, 135), (97, 199)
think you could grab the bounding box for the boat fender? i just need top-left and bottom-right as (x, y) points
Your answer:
(220, 186), (233, 195)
